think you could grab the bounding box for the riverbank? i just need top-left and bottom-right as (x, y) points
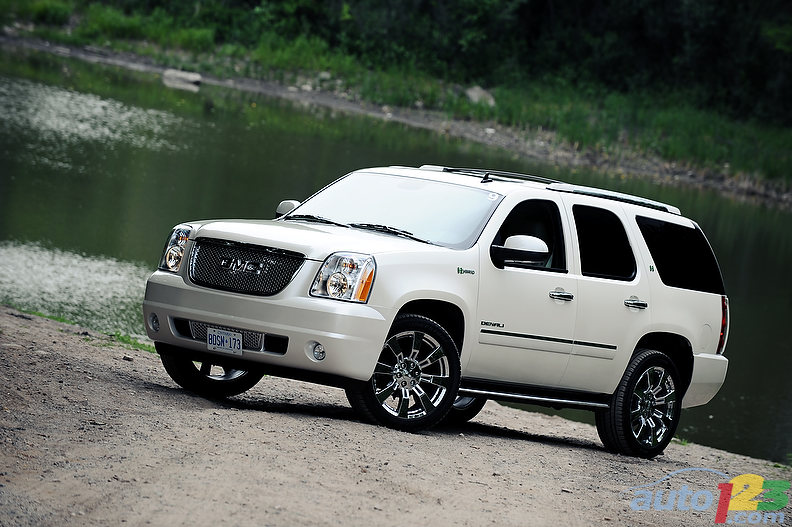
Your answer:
(1, 307), (790, 526)
(1, 32), (790, 210)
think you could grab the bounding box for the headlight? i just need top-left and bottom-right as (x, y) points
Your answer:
(310, 252), (376, 303)
(158, 224), (192, 273)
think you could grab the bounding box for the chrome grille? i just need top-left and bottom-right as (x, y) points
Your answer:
(188, 238), (304, 296)
(188, 320), (263, 351)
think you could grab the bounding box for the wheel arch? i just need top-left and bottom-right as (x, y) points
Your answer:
(633, 332), (694, 396)
(395, 299), (465, 353)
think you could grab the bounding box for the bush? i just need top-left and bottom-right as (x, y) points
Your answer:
(171, 28), (215, 52)
(77, 3), (143, 40)
(28, 0), (72, 26)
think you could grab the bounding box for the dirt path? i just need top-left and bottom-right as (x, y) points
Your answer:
(1, 308), (789, 526)
(1, 33), (790, 211)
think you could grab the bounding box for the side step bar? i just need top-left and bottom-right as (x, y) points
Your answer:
(458, 387), (610, 410)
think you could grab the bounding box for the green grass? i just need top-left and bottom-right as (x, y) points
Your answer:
(109, 331), (155, 353)
(18, 308), (72, 325)
(672, 436), (691, 446)
(3, 303), (155, 353)
(3, 1), (791, 184)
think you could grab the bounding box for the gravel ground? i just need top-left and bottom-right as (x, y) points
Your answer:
(1, 308), (790, 526)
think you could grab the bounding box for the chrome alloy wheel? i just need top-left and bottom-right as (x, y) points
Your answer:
(371, 330), (452, 419)
(630, 365), (677, 448)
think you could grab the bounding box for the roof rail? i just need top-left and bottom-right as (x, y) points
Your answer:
(417, 165), (680, 214)
(546, 183), (681, 215)
(419, 165), (560, 185)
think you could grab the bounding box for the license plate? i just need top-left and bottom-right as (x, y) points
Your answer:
(206, 327), (243, 355)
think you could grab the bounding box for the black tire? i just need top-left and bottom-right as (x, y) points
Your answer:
(441, 396), (488, 425)
(596, 349), (682, 458)
(157, 344), (264, 399)
(345, 314), (461, 432)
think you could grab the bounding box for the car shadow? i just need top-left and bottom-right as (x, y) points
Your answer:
(434, 420), (605, 454)
(144, 379), (614, 456)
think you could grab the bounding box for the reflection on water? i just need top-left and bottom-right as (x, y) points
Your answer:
(0, 241), (150, 338)
(1, 48), (791, 463)
(0, 76), (184, 172)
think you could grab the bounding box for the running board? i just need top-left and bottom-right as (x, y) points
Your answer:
(458, 387), (610, 410)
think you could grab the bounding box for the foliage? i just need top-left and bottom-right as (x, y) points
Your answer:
(7, 0), (792, 124)
(76, 3), (144, 40)
(23, 0), (73, 26)
(3, 0), (792, 180)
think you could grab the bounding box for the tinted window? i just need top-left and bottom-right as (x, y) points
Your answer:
(573, 205), (636, 281)
(637, 216), (725, 294)
(493, 199), (566, 271)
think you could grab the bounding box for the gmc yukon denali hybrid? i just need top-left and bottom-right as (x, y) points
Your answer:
(143, 165), (729, 458)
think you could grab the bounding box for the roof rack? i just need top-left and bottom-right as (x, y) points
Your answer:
(419, 165), (560, 185)
(417, 165), (680, 215)
(546, 183), (681, 215)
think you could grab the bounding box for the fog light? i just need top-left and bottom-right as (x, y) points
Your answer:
(312, 343), (326, 361)
(149, 313), (160, 332)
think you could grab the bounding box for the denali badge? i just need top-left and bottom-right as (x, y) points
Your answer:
(219, 257), (269, 275)
(480, 320), (505, 328)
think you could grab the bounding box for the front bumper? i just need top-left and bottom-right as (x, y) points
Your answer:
(142, 268), (392, 382)
(681, 352), (729, 408)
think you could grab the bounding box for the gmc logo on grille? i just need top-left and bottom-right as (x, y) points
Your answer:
(219, 257), (269, 275)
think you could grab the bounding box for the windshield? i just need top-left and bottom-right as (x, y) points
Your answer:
(286, 172), (503, 249)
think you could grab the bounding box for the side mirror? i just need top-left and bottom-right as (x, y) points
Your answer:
(490, 235), (549, 269)
(275, 199), (301, 217)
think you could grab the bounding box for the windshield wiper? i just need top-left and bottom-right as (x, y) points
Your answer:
(348, 223), (433, 245)
(283, 214), (349, 228)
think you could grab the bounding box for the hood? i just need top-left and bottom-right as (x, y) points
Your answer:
(191, 219), (448, 260)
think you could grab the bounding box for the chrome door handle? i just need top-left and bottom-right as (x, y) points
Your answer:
(624, 298), (648, 310)
(549, 290), (574, 302)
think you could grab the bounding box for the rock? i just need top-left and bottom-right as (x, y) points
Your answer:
(162, 69), (201, 85)
(162, 69), (201, 93)
(318, 71), (332, 81)
(465, 85), (495, 107)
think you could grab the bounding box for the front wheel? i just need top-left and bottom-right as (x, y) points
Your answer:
(596, 349), (681, 458)
(441, 396), (488, 425)
(157, 344), (265, 399)
(346, 314), (461, 432)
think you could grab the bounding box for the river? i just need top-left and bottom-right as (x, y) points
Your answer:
(1, 47), (790, 464)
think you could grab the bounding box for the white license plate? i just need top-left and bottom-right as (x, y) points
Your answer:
(206, 327), (243, 355)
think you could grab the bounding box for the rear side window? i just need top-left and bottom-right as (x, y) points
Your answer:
(636, 216), (725, 295)
(573, 205), (636, 281)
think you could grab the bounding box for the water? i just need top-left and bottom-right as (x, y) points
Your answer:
(1, 48), (791, 463)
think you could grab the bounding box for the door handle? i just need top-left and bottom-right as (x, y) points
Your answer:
(549, 290), (574, 302)
(624, 297), (648, 310)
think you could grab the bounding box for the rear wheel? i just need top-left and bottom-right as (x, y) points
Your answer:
(596, 349), (681, 458)
(157, 344), (264, 399)
(346, 314), (461, 432)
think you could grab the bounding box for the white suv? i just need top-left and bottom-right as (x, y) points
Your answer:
(143, 165), (729, 458)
